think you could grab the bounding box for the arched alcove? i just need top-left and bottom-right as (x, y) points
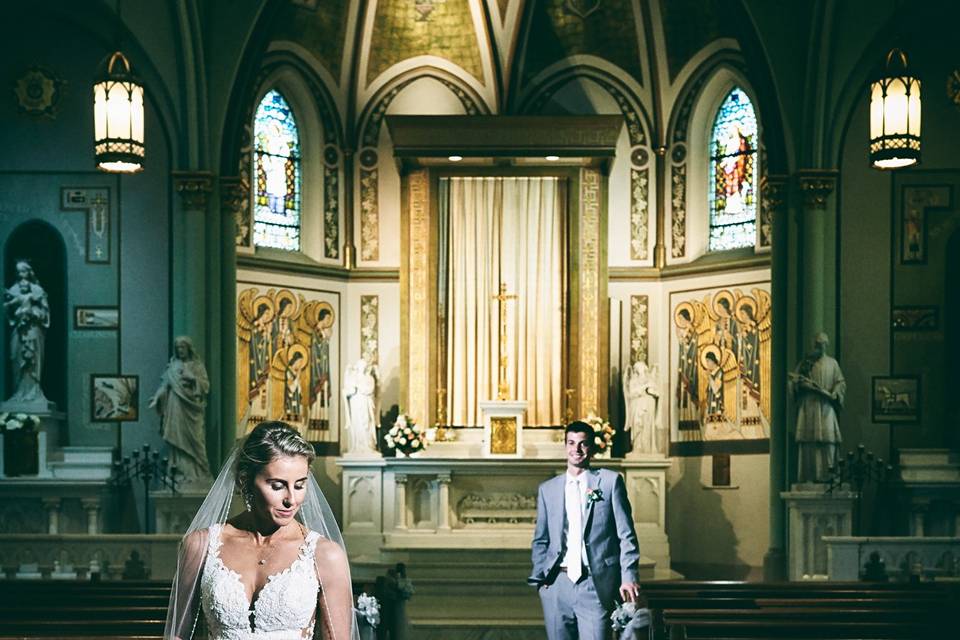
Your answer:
(3, 220), (67, 415)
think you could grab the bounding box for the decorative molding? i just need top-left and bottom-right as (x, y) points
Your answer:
(172, 171), (213, 211)
(359, 167), (380, 261)
(797, 170), (838, 210)
(759, 174), (787, 250)
(219, 176), (247, 248)
(360, 295), (380, 366)
(672, 73), (710, 143)
(629, 295), (649, 365)
(13, 67), (64, 119)
(457, 492), (537, 525)
(60, 188), (111, 263)
(630, 168), (649, 260)
(670, 164), (687, 258)
(406, 169), (431, 425)
(579, 168), (601, 416)
(610, 250), (770, 281)
(323, 164), (340, 259)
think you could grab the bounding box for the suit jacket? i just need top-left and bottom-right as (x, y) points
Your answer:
(529, 467), (640, 610)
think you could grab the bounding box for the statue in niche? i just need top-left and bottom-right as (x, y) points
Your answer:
(149, 336), (212, 486)
(623, 361), (663, 455)
(3, 260), (51, 408)
(790, 332), (846, 483)
(343, 358), (378, 455)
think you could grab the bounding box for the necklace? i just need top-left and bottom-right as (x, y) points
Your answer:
(254, 521), (305, 565)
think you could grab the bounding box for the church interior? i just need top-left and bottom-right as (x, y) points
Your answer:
(1, 0), (959, 637)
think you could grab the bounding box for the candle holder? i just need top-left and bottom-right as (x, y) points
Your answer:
(110, 444), (181, 533)
(825, 443), (894, 535)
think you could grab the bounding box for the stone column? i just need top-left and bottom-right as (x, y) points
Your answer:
(81, 498), (101, 534)
(437, 473), (452, 531)
(42, 497), (61, 534)
(395, 474), (408, 530)
(217, 177), (244, 463)
(171, 172), (213, 352)
(765, 174), (789, 581)
(797, 170), (838, 341)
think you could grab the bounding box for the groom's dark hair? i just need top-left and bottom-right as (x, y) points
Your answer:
(564, 421), (596, 452)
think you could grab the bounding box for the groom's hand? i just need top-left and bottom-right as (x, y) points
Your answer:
(619, 581), (642, 603)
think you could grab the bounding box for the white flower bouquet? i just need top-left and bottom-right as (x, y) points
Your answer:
(355, 593), (380, 628)
(384, 413), (428, 456)
(610, 600), (652, 639)
(583, 412), (615, 455)
(0, 412), (41, 432)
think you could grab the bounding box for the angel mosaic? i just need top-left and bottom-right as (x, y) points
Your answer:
(672, 286), (771, 442)
(238, 287), (336, 441)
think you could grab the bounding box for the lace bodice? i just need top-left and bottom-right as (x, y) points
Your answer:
(200, 524), (320, 640)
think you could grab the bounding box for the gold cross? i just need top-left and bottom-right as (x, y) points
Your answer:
(491, 282), (517, 400)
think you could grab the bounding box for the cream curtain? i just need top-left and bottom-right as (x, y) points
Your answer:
(442, 177), (565, 427)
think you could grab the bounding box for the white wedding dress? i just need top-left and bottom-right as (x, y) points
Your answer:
(200, 524), (321, 640)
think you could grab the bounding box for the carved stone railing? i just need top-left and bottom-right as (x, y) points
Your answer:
(824, 536), (960, 581)
(0, 534), (180, 580)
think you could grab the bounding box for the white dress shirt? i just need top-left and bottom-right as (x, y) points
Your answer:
(563, 472), (588, 579)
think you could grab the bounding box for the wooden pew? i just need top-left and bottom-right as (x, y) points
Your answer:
(637, 580), (957, 640)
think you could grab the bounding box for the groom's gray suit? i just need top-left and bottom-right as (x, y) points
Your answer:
(529, 467), (640, 639)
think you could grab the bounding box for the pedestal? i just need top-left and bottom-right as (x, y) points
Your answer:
(0, 410), (65, 478)
(152, 487), (211, 534)
(781, 484), (855, 580)
(478, 400), (527, 458)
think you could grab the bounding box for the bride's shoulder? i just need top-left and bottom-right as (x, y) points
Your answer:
(180, 527), (213, 552)
(307, 533), (347, 565)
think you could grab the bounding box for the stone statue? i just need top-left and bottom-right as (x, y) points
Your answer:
(343, 358), (378, 455)
(3, 260), (51, 408)
(790, 332), (846, 483)
(149, 336), (212, 486)
(623, 361), (663, 455)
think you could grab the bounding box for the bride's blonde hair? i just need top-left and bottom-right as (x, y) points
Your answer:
(236, 421), (315, 497)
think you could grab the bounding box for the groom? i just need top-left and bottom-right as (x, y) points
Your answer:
(529, 421), (641, 639)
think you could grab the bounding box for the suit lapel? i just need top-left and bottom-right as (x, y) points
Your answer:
(582, 469), (601, 536)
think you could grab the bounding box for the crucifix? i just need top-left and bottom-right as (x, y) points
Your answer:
(492, 282), (517, 400)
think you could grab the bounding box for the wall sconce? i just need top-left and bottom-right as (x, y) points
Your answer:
(869, 48), (921, 170)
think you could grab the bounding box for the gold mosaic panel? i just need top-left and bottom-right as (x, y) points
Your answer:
(367, 0), (484, 85)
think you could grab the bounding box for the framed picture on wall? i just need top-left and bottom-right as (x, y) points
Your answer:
(891, 306), (938, 331)
(91, 374), (139, 422)
(871, 375), (920, 423)
(74, 306), (119, 330)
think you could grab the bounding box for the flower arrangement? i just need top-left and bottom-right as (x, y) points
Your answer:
(384, 413), (428, 456)
(610, 600), (651, 639)
(355, 593), (380, 628)
(585, 487), (604, 506)
(583, 412), (615, 454)
(0, 412), (40, 432)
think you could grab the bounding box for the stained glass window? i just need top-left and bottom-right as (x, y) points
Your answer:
(708, 87), (758, 251)
(253, 90), (301, 251)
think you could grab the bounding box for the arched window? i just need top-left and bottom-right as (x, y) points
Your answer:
(253, 90), (301, 251)
(708, 87), (758, 251)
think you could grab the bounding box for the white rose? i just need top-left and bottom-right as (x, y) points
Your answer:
(398, 437), (407, 445)
(411, 439), (420, 449)
(8, 419), (22, 430)
(15, 413), (27, 421)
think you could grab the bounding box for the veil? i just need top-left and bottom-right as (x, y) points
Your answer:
(164, 445), (361, 640)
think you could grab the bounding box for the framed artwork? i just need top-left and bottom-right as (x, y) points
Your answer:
(91, 374), (139, 422)
(892, 306), (938, 331)
(74, 306), (119, 330)
(872, 376), (920, 423)
(669, 282), (772, 456)
(236, 282), (340, 449)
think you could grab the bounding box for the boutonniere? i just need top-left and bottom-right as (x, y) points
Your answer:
(585, 488), (603, 505)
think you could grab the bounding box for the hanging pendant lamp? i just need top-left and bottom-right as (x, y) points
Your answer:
(869, 48), (921, 170)
(94, 51), (144, 173)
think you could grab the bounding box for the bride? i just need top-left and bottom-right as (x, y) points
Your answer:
(165, 421), (359, 639)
